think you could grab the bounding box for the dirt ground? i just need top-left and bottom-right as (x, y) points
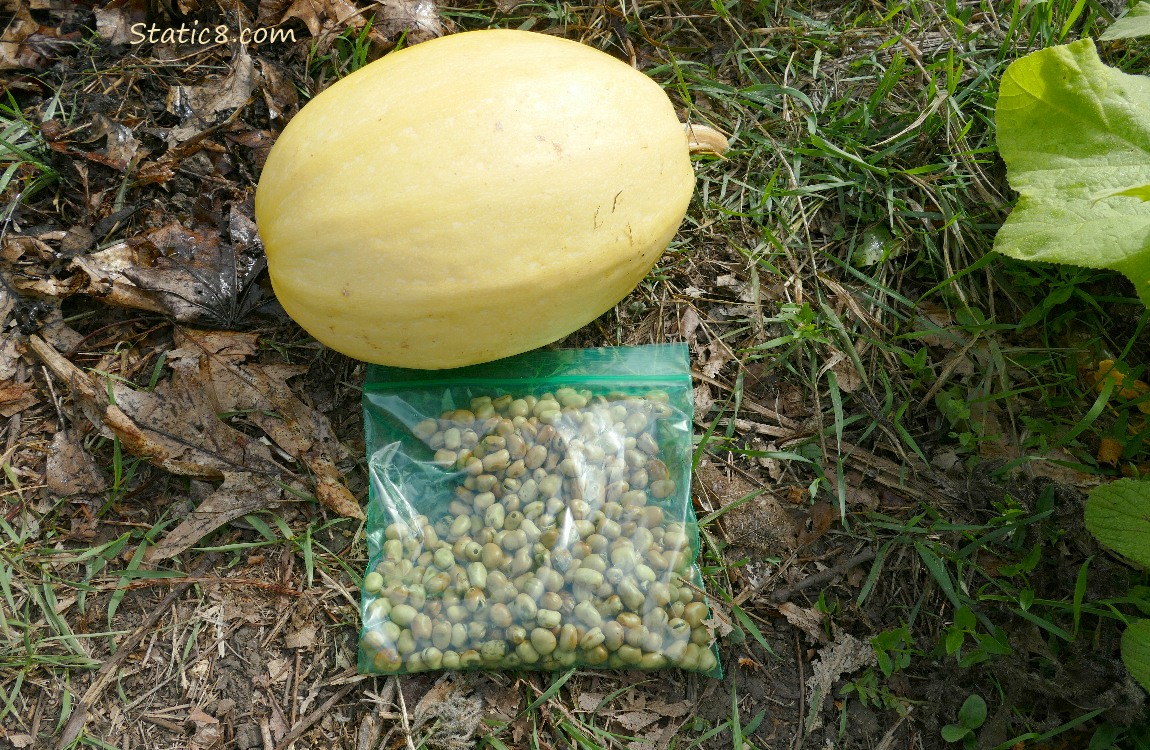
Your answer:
(2, 1), (1148, 749)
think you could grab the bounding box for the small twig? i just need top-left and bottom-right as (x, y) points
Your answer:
(41, 365), (65, 429)
(771, 548), (875, 603)
(395, 676), (417, 750)
(791, 629), (805, 750)
(273, 681), (358, 750)
(261, 717), (275, 750)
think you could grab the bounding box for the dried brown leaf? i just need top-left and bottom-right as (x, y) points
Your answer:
(797, 501), (838, 546)
(645, 700), (691, 719)
(372, 0), (444, 43)
(278, 0), (362, 36)
(702, 596), (734, 639)
(256, 59), (299, 123)
(829, 353), (862, 393)
(45, 430), (106, 495)
(166, 47), (256, 143)
(0, 3), (81, 70)
(0, 284), (13, 327)
(29, 334), (293, 559)
(169, 329), (362, 519)
(149, 471), (290, 561)
(0, 383), (37, 418)
(779, 602), (827, 644)
(578, 691), (605, 712)
(678, 306), (701, 340)
(1098, 437), (1125, 467)
(72, 221), (265, 326)
(697, 462), (797, 552)
(93, 0), (148, 46)
(692, 382), (713, 419)
(805, 632), (876, 733)
(616, 711), (660, 732)
(103, 372), (280, 480)
(479, 682), (520, 720)
(3, 234), (55, 263)
(81, 114), (143, 172)
(0, 339), (21, 382)
(285, 624), (318, 649)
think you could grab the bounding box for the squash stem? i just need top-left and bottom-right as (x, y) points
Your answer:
(684, 124), (728, 156)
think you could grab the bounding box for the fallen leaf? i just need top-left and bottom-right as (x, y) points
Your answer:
(702, 596), (734, 639)
(187, 706), (218, 725)
(372, 0), (444, 43)
(0, 3), (81, 70)
(846, 484), (880, 511)
(102, 373), (281, 480)
(150, 472), (293, 561)
(256, 58), (299, 124)
(285, 624), (317, 649)
(779, 602), (827, 644)
(225, 129), (276, 171)
(697, 462), (797, 552)
(1098, 437), (1125, 466)
(616, 711), (660, 732)
(698, 340), (731, 378)
(266, 656), (292, 684)
(577, 691), (604, 713)
(678, 305), (701, 340)
(692, 382), (713, 419)
(79, 114), (143, 171)
(479, 682), (520, 720)
(913, 301), (966, 349)
(165, 47), (256, 143)
(798, 501), (838, 546)
(0, 277), (14, 325)
(0, 383), (36, 418)
(805, 632), (876, 734)
(94, 0), (148, 46)
(0, 339), (20, 382)
(6, 734), (34, 749)
(71, 220), (266, 327)
(27, 335), (336, 560)
(829, 352), (862, 393)
(645, 700), (692, 718)
(188, 703), (223, 750)
(45, 430), (106, 495)
(168, 329), (362, 519)
(1090, 359), (1150, 413)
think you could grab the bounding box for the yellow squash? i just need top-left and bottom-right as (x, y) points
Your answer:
(256, 29), (713, 369)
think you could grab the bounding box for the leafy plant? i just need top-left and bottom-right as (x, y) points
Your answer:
(994, 37), (1150, 303)
(871, 624), (917, 677)
(992, 7), (1150, 698)
(1085, 478), (1150, 692)
(941, 693), (987, 747)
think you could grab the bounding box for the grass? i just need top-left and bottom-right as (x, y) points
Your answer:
(3, 0), (1150, 747)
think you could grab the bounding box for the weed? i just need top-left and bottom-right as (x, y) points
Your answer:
(0, 92), (62, 232)
(941, 693), (987, 747)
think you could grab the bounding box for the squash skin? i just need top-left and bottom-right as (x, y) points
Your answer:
(256, 29), (694, 368)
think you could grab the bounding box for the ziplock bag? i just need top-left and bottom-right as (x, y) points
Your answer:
(358, 344), (720, 676)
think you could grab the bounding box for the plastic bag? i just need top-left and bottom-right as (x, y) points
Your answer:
(358, 344), (720, 676)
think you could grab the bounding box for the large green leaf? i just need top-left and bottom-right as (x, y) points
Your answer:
(1084, 478), (1150, 569)
(1121, 619), (1150, 692)
(994, 39), (1150, 304)
(1101, 2), (1150, 40)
